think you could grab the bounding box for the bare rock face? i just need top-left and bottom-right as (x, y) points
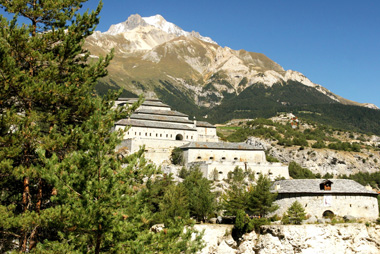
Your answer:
(244, 133), (380, 176)
(197, 224), (380, 254)
(194, 224), (235, 254)
(248, 224), (380, 254)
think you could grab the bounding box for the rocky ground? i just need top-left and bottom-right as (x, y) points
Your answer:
(247, 136), (380, 177)
(195, 223), (380, 254)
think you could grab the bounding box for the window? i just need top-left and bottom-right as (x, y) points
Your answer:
(156, 134), (158, 137)
(197, 156), (201, 159)
(160, 134), (162, 137)
(139, 132), (141, 136)
(145, 133), (147, 136)
(209, 157), (214, 160)
(166, 134), (168, 137)
(221, 157), (226, 160)
(234, 157), (238, 161)
(175, 134), (183, 140)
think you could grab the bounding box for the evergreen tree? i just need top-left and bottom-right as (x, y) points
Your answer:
(0, 1), (203, 252)
(170, 147), (184, 165)
(246, 174), (278, 217)
(288, 161), (316, 179)
(182, 168), (216, 222)
(223, 174), (278, 218)
(282, 201), (306, 225)
(158, 184), (190, 225)
(222, 182), (249, 216)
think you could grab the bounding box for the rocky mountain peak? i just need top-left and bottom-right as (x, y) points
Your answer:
(103, 14), (216, 45)
(105, 14), (147, 35)
(85, 14), (378, 111)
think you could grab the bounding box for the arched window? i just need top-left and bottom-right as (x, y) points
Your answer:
(175, 134), (183, 140)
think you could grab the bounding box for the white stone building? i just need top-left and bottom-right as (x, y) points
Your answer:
(114, 98), (289, 179)
(272, 179), (379, 220)
(179, 142), (289, 180)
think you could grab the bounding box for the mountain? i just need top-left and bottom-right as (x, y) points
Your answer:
(85, 14), (380, 133)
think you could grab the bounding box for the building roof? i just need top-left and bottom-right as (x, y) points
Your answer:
(196, 121), (216, 128)
(115, 119), (197, 131)
(273, 179), (377, 195)
(130, 114), (194, 124)
(135, 108), (188, 117)
(179, 142), (264, 150)
(117, 98), (169, 108)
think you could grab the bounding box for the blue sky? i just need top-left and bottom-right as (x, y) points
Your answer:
(2, 1), (380, 107)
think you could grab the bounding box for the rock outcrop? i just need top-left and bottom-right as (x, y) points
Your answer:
(197, 224), (380, 254)
(246, 136), (380, 176)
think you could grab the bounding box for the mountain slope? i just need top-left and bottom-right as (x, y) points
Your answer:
(84, 14), (380, 134)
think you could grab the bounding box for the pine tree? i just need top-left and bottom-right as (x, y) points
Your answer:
(182, 168), (216, 222)
(222, 182), (249, 216)
(0, 1), (203, 252)
(246, 174), (278, 217)
(223, 174), (278, 218)
(283, 201), (306, 225)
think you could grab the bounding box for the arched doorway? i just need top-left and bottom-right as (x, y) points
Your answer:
(175, 134), (183, 140)
(322, 210), (335, 218)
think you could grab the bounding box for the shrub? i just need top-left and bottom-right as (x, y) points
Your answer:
(266, 153), (280, 162)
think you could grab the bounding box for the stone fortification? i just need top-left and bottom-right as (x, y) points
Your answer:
(115, 98), (288, 178)
(273, 179), (379, 220)
(180, 141), (289, 180)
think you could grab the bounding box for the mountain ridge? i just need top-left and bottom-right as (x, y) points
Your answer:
(84, 14), (379, 130)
